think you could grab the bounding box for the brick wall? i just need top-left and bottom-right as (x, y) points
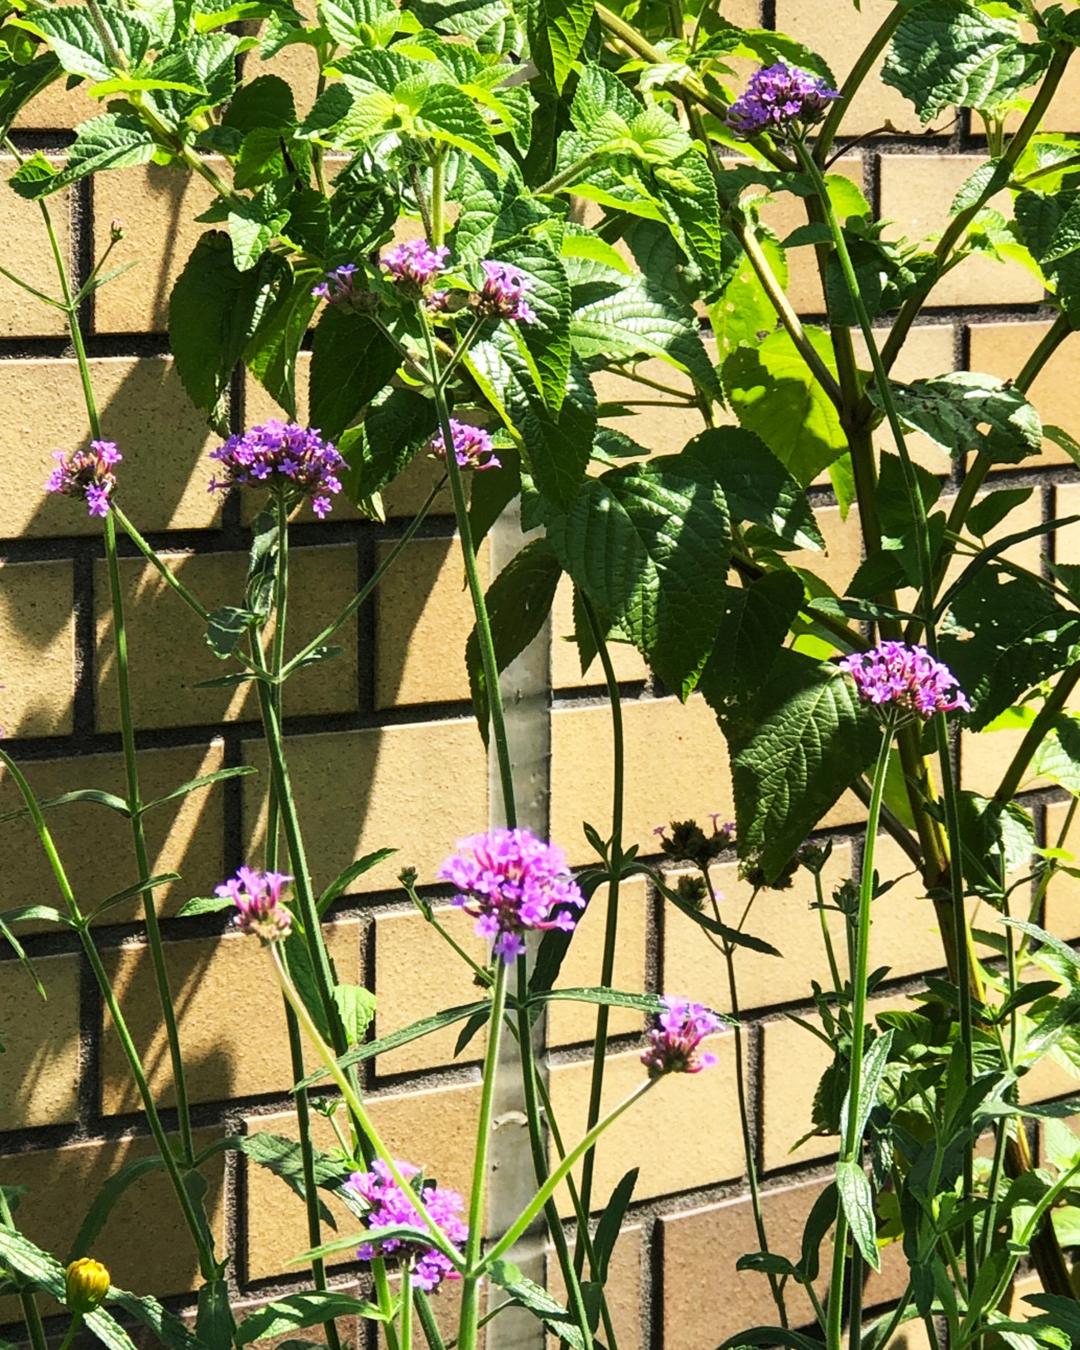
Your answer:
(4, 1), (1080, 1347)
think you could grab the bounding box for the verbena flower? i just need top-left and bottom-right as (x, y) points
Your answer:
(208, 421), (343, 519)
(217, 866), (293, 943)
(311, 263), (375, 311)
(429, 420), (501, 472)
(839, 642), (970, 720)
(344, 1160), (467, 1291)
(725, 63), (840, 140)
(46, 441), (122, 518)
(641, 996), (722, 1078)
(439, 828), (586, 963)
(382, 238), (450, 292)
(476, 260), (537, 324)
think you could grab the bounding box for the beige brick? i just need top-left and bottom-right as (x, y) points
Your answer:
(375, 536), (489, 709)
(868, 836), (951, 981)
(593, 355), (714, 455)
(879, 156), (1044, 307)
(1044, 61), (1080, 133)
(548, 1226), (642, 1350)
(660, 1177), (829, 1350)
(1055, 484), (1080, 567)
(775, 0), (945, 136)
(244, 719), (487, 893)
(92, 165), (223, 334)
(0, 1129), (225, 1309)
(0, 158), (70, 338)
(550, 696), (734, 868)
(244, 1081), (481, 1279)
(13, 76), (99, 132)
(382, 454), (459, 519)
(758, 157), (864, 315)
(1044, 799), (1080, 940)
(372, 905), (487, 1074)
(961, 722), (1051, 798)
(3, 355), (219, 538)
(663, 844), (852, 1014)
(100, 918), (361, 1113)
(0, 559), (74, 737)
(551, 574), (650, 689)
(787, 501), (864, 597)
(0, 742), (227, 924)
(95, 544), (359, 731)
(547, 1036), (743, 1213)
(0, 951), (81, 1129)
(550, 877), (648, 1046)
(969, 322), (1080, 468)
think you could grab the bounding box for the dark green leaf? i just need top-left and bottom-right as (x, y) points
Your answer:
(309, 307), (401, 441)
(593, 1169), (637, 1283)
(836, 1160), (880, 1271)
(205, 605), (255, 659)
(496, 235), (572, 411)
(15, 7), (149, 81)
(234, 1134), (341, 1228)
(843, 1029), (894, 1150)
(654, 874), (781, 957)
(1034, 714), (1080, 796)
(317, 850), (398, 915)
(237, 1292), (389, 1346)
(245, 264), (322, 418)
(91, 873), (182, 919)
(196, 1280), (234, 1350)
(877, 372), (1043, 464)
(530, 987), (664, 1013)
(486, 1258), (587, 1350)
(139, 766), (257, 816)
(9, 113), (156, 200)
(0, 905), (71, 928)
(965, 487), (1034, 537)
(176, 895), (236, 918)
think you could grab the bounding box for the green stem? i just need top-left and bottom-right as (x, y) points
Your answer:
(56, 1314), (83, 1350)
(401, 1264), (414, 1350)
(536, 149), (607, 197)
(812, 4), (906, 166)
(825, 721), (894, 1350)
(110, 506), (211, 623)
(0, 749), (217, 1279)
(996, 663), (1080, 804)
(480, 1080), (655, 1274)
(415, 1291), (447, 1350)
(430, 146), (447, 247)
(0, 1182), (49, 1350)
(813, 868), (844, 996)
(457, 960), (509, 1350)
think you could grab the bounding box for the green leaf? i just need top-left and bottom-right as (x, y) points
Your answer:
(0, 54), (62, 139)
(245, 265), (322, 419)
(0, 786), (131, 826)
(169, 232), (289, 422)
(495, 235), (572, 411)
(332, 984), (377, 1045)
(653, 873), (782, 957)
(836, 1159), (880, 1271)
(519, 355), (597, 509)
(487, 1258), (587, 1350)
(537, 454), (731, 698)
(877, 372), (1043, 464)
(882, 0), (1042, 123)
(842, 1029), (894, 1150)
(682, 427), (824, 551)
(966, 486), (1033, 538)
(652, 147), (725, 275)
(205, 605), (255, 659)
(14, 8), (150, 81)
(317, 850), (398, 915)
(709, 231), (788, 360)
(309, 307), (401, 441)
(139, 766), (256, 815)
(592, 1169), (637, 1283)
(530, 987), (665, 1013)
(1034, 715), (1080, 796)
(338, 386), (437, 505)
(571, 276), (721, 398)
(234, 1134), (343, 1227)
(196, 1280), (234, 1350)
(90, 873), (182, 919)
(8, 113), (156, 200)
(730, 651), (883, 882)
(0, 915), (46, 998)
(0, 904), (71, 929)
(237, 1292), (389, 1345)
(318, 0), (399, 48)
(466, 539), (563, 747)
(176, 894), (235, 918)
(724, 329), (847, 486)
(1014, 190), (1080, 320)
(227, 197), (291, 273)
(540, 0), (595, 90)
(417, 83), (501, 171)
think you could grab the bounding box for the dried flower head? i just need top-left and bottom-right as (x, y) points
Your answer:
(641, 996), (722, 1079)
(725, 63), (840, 140)
(475, 260), (537, 324)
(429, 420), (501, 471)
(344, 1160), (467, 1291)
(381, 238), (450, 293)
(217, 866), (293, 943)
(208, 421), (344, 519)
(46, 441), (122, 518)
(65, 1258), (110, 1314)
(655, 816), (735, 870)
(839, 642), (970, 721)
(439, 828), (586, 963)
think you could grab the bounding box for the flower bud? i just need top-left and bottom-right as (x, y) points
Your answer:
(109, 220), (126, 242)
(65, 1257), (110, 1314)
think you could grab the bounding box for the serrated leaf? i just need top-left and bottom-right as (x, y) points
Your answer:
(176, 894), (236, 918)
(1034, 715), (1080, 795)
(237, 1292), (389, 1345)
(337, 386), (437, 505)
(15, 8), (150, 81)
(877, 372), (1042, 464)
(318, 0), (399, 47)
(227, 198), (290, 272)
(417, 82), (500, 171)
(9, 113), (156, 200)
(882, 0), (1042, 122)
(541, 0), (595, 90)
(234, 1133), (344, 1227)
(494, 236), (571, 411)
(724, 329), (847, 486)
(245, 265), (321, 418)
(309, 307), (401, 441)
(730, 651), (883, 882)
(836, 1159), (880, 1270)
(467, 539), (562, 747)
(1014, 190), (1080, 320)
(537, 454), (731, 698)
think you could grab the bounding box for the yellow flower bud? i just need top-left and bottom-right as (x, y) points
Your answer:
(65, 1257), (110, 1314)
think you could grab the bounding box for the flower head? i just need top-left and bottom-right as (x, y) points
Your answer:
(725, 63), (841, 140)
(65, 1258), (110, 1314)
(839, 642), (970, 721)
(439, 828), (586, 963)
(641, 996), (722, 1079)
(46, 441), (122, 518)
(381, 239), (450, 293)
(476, 260), (537, 324)
(312, 263), (376, 312)
(208, 421), (343, 518)
(216, 866), (293, 943)
(429, 420), (501, 472)
(344, 1160), (467, 1291)
(656, 816), (735, 869)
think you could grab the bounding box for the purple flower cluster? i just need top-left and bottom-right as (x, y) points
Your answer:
(382, 239), (450, 292)
(725, 63), (840, 140)
(439, 828), (586, 963)
(476, 260), (537, 324)
(311, 263), (372, 311)
(429, 420), (501, 472)
(641, 996), (722, 1079)
(217, 866), (293, 943)
(344, 1160), (467, 1291)
(45, 441), (122, 518)
(839, 642), (970, 720)
(208, 421), (344, 519)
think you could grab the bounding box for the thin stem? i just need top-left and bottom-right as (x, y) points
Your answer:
(457, 960), (508, 1350)
(826, 722), (894, 1350)
(813, 868), (844, 996)
(536, 149), (607, 197)
(996, 664), (1080, 804)
(430, 146), (447, 247)
(415, 1292), (447, 1350)
(111, 506), (211, 623)
(401, 1265), (414, 1350)
(56, 1315), (83, 1350)
(0, 1183), (49, 1350)
(812, 5), (906, 165)
(480, 1080), (655, 1273)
